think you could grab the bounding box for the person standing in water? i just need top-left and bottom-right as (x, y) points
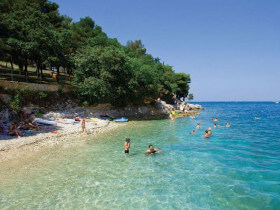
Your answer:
(124, 138), (131, 155)
(196, 123), (201, 129)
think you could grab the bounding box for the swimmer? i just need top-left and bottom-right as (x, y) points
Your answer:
(190, 115), (195, 119)
(208, 127), (212, 135)
(213, 123), (217, 128)
(196, 123), (201, 129)
(204, 130), (210, 138)
(169, 113), (174, 120)
(214, 118), (218, 122)
(124, 138), (131, 155)
(189, 130), (196, 135)
(254, 116), (260, 120)
(226, 123), (230, 127)
(144, 145), (162, 155)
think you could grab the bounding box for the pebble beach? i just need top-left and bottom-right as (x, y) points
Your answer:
(0, 118), (125, 163)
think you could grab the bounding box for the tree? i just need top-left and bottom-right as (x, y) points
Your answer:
(188, 93), (194, 101)
(174, 73), (191, 101)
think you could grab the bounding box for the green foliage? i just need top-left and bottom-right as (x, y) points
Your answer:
(188, 93), (194, 101)
(0, 0), (192, 106)
(10, 92), (21, 112)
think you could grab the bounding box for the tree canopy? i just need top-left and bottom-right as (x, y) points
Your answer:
(0, 0), (192, 106)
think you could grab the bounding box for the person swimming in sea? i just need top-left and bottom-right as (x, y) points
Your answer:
(226, 122), (231, 127)
(124, 138), (131, 155)
(144, 145), (161, 155)
(213, 123), (217, 128)
(214, 117), (218, 122)
(208, 127), (212, 135)
(204, 130), (210, 138)
(196, 123), (201, 129)
(189, 130), (196, 135)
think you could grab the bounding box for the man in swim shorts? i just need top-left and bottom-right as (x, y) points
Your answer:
(144, 145), (162, 154)
(124, 138), (130, 154)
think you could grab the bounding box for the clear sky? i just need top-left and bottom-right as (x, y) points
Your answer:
(53, 0), (280, 101)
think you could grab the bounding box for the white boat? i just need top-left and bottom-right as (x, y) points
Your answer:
(276, 101), (279, 104)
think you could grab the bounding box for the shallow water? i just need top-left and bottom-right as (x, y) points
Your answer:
(0, 102), (280, 209)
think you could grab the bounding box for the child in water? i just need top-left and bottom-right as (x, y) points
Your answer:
(190, 130), (196, 135)
(124, 138), (131, 155)
(226, 123), (230, 127)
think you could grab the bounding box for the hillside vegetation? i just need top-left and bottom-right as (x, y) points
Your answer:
(0, 0), (192, 106)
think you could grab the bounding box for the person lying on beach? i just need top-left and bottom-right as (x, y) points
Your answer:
(9, 123), (24, 137)
(196, 123), (201, 129)
(189, 130), (196, 135)
(124, 138), (131, 154)
(226, 123), (231, 127)
(144, 145), (162, 155)
(20, 119), (39, 131)
(204, 130), (210, 138)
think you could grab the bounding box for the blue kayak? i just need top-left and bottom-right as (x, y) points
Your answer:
(113, 117), (128, 122)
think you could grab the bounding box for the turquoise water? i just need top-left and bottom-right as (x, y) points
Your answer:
(0, 102), (280, 209)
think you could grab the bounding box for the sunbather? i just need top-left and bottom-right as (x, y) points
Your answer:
(9, 123), (24, 137)
(20, 119), (39, 131)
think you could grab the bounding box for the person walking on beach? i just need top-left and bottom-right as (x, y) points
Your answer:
(81, 119), (86, 133)
(124, 138), (131, 154)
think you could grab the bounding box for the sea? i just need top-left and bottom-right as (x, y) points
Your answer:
(0, 102), (280, 209)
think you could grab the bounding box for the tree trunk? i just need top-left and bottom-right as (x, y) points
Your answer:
(19, 63), (23, 75)
(40, 66), (43, 81)
(24, 58), (28, 82)
(56, 66), (60, 83)
(36, 62), (39, 78)
(10, 56), (14, 81)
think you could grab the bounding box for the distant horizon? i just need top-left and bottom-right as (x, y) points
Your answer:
(190, 100), (279, 102)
